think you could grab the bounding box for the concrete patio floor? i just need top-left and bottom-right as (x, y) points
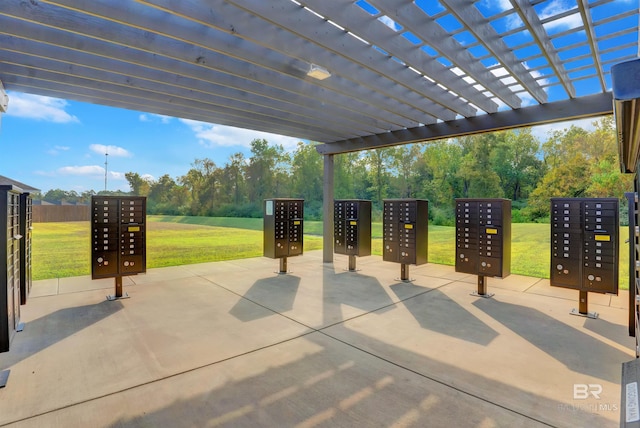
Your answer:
(0, 250), (635, 427)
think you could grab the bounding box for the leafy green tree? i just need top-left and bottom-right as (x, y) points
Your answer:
(388, 144), (422, 198)
(125, 172), (151, 196)
(490, 129), (544, 201)
(363, 147), (394, 204)
(456, 134), (503, 198)
(291, 142), (322, 202)
(526, 116), (629, 219)
(179, 158), (220, 215)
(417, 140), (462, 205)
(146, 174), (186, 214)
(245, 139), (288, 206)
(219, 152), (247, 206)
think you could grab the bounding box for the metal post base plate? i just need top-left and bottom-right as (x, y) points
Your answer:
(395, 277), (415, 282)
(0, 370), (9, 388)
(471, 291), (495, 299)
(570, 308), (599, 319)
(106, 292), (130, 301)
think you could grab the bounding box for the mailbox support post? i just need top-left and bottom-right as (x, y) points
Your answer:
(472, 275), (495, 298)
(279, 257), (288, 274)
(571, 290), (598, 319)
(107, 276), (129, 301)
(348, 255), (356, 272)
(400, 263), (411, 282)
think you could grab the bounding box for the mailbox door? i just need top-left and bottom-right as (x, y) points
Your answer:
(383, 199), (427, 265)
(455, 198), (511, 278)
(91, 196), (147, 279)
(383, 201), (399, 262)
(334, 201), (346, 254)
(550, 198), (619, 294)
(0, 186), (21, 352)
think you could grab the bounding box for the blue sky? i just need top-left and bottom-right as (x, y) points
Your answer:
(1, 0), (633, 194)
(0, 91), (599, 194)
(0, 92), (303, 193)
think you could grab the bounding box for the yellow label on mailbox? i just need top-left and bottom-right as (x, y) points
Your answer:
(486, 228), (498, 234)
(595, 235), (610, 242)
(404, 224), (413, 229)
(350, 221), (357, 225)
(293, 221), (301, 225)
(128, 226), (140, 232)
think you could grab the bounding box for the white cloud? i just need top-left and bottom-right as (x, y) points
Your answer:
(89, 144), (132, 157)
(378, 16), (400, 32)
(179, 119), (302, 151)
(58, 165), (104, 176)
(539, 1), (581, 32)
(54, 165), (125, 181)
(47, 145), (71, 156)
(483, 0), (580, 32)
(5, 92), (79, 123)
(139, 113), (172, 124)
(530, 117), (598, 141)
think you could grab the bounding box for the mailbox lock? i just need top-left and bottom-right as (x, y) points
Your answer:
(97, 257), (103, 263)
(588, 274), (595, 281)
(556, 264), (563, 271)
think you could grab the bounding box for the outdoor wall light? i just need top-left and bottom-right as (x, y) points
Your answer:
(307, 64), (331, 80)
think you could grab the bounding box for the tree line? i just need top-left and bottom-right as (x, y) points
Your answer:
(37, 116), (632, 224)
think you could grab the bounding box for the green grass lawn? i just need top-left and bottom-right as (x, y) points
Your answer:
(32, 215), (630, 289)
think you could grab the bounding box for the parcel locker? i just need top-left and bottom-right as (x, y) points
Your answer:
(550, 198), (619, 294)
(263, 198), (304, 259)
(455, 198), (511, 278)
(334, 200), (371, 257)
(0, 185), (21, 352)
(19, 192), (32, 305)
(382, 199), (428, 265)
(91, 196), (146, 280)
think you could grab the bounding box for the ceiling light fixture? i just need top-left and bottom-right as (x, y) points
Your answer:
(307, 64), (331, 80)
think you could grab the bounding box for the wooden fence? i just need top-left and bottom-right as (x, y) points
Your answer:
(33, 205), (90, 222)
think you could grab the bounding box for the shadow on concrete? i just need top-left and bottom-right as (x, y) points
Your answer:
(103, 330), (614, 428)
(583, 316), (636, 349)
(324, 270), (394, 311)
(473, 298), (628, 382)
(229, 274), (301, 322)
(321, 267), (396, 326)
(391, 284), (499, 346)
(0, 300), (123, 370)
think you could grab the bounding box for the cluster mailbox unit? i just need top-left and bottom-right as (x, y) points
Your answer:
(382, 199), (428, 281)
(91, 196), (147, 300)
(455, 198), (511, 297)
(19, 192), (33, 305)
(550, 197), (619, 318)
(334, 199), (371, 271)
(263, 198), (304, 273)
(0, 185), (22, 354)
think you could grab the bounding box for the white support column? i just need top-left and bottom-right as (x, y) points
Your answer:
(323, 154), (334, 263)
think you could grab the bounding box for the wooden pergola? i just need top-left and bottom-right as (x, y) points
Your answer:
(0, 0), (638, 261)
